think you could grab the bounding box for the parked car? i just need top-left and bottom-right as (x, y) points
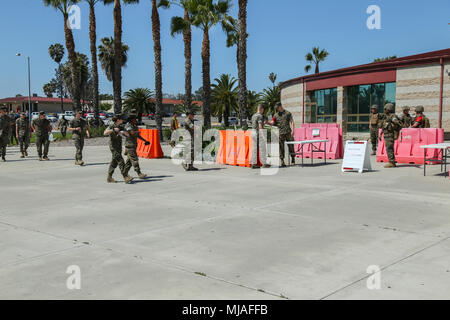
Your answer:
(46, 114), (58, 122)
(228, 117), (239, 125)
(58, 111), (75, 121)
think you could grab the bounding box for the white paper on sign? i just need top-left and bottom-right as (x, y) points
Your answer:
(342, 141), (372, 173)
(312, 129), (320, 137)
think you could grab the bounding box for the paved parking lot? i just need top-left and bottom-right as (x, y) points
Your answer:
(0, 143), (449, 299)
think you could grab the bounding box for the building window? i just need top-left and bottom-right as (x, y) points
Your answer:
(347, 82), (396, 133)
(309, 88), (337, 123)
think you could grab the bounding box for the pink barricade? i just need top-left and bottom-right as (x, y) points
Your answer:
(377, 128), (444, 164)
(301, 123), (340, 128)
(293, 127), (344, 160)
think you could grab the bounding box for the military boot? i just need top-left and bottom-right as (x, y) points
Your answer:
(1, 157), (5, 162)
(262, 164), (271, 168)
(189, 166), (199, 171)
(38, 157), (43, 161)
(20, 152), (25, 159)
(291, 157), (296, 165)
(25, 151), (28, 157)
(384, 162), (396, 168)
(79, 160), (85, 166)
(138, 173), (147, 179)
(124, 176), (134, 184)
(107, 175), (117, 183)
(43, 156), (49, 161)
(75, 160), (80, 165)
(371, 151), (377, 156)
(280, 160), (287, 167)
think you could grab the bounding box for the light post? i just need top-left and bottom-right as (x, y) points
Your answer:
(16, 53), (32, 124)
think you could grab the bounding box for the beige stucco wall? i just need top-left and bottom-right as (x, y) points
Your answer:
(280, 82), (303, 125)
(396, 62), (450, 130)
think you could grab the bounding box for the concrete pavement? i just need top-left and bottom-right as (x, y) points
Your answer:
(0, 143), (449, 300)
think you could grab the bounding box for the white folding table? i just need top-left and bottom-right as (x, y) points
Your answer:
(286, 140), (329, 167)
(420, 143), (450, 177)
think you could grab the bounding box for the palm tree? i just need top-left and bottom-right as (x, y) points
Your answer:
(103, 0), (139, 114)
(168, 0), (193, 112)
(304, 47), (329, 74)
(43, 0), (82, 110)
(48, 43), (65, 112)
(123, 88), (155, 123)
(211, 74), (238, 127)
(98, 37), (129, 114)
(186, 0), (234, 129)
(261, 86), (280, 117)
(246, 90), (261, 119)
(43, 81), (57, 98)
(269, 72), (277, 86)
(61, 52), (91, 109)
(237, 0), (248, 128)
(86, 0), (100, 117)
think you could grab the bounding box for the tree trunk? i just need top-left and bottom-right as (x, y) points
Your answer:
(238, 0), (248, 128)
(183, 9), (192, 110)
(113, 0), (123, 114)
(315, 63), (319, 74)
(152, 0), (163, 140)
(89, 2), (99, 118)
(202, 29), (211, 129)
(224, 102), (230, 127)
(59, 63), (64, 113)
(63, 13), (81, 111)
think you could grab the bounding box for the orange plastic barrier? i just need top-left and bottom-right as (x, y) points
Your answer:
(137, 129), (164, 159)
(216, 130), (227, 164)
(216, 130), (261, 167)
(377, 128), (444, 164)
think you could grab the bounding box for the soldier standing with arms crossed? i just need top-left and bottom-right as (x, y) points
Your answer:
(122, 113), (150, 179)
(103, 115), (134, 184)
(32, 111), (52, 161)
(68, 110), (90, 166)
(369, 105), (384, 155)
(268, 102), (295, 167)
(182, 111), (198, 171)
(399, 106), (412, 128)
(380, 103), (401, 168)
(16, 112), (31, 158)
(0, 106), (10, 162)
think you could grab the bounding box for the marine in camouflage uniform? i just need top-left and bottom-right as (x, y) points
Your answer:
(103, 115), (133, 184)
(16, 113), (31, 158)
(0, 106), (10, 161)
(68, 111), (90, 166)
(270, 103), (295, 167)
(9, 113), (17, 146)
(181, 112), (198, 171)
(32, 111), (52, 161)
(58, 116), (69, 138)
(380, 103), (401, 168)
(412, 106), (431, 128)
(250, 105), (270, 169)
(369, 105), (384, 155)
(123, 114), (150, 179)
(398, 106), (412, 128)
(169, 113), (179, 148)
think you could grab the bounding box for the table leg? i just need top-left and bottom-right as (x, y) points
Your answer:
(287, 142), (290, 167)
(445, 148), (448, 178)
(311, 144), (314, 166)
(424, 148), (426, 177)
(325, 142), (327, 165)
(301, 144), (304, 168)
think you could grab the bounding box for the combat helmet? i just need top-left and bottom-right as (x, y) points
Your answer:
(384, 103), (395, 113)
(415, 106), (424, 113)
(402, 106), (410, 111)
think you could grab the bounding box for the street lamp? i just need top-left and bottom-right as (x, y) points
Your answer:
(16, 53), (32, 124)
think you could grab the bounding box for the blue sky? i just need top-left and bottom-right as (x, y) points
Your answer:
(0, 0), (449, 98)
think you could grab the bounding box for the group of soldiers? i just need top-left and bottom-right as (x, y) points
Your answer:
(370, 103), (431, 168)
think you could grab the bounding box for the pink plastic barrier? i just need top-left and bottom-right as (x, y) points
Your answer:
(293, 127), (344, 160)
(301, 123), (340, 128)
(377, 128), (444, 164)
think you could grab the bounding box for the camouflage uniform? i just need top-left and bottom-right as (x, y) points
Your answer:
(58, 117), (69, 138)
(250, 112), (267, 165)
(16, 117), (30, 155)
(380, 108), (401, 166)
(413, 106), (431, 128)
(9, 114), (17, 145)
(32, 118), (51, 159)
(272, 110), (294, 164)
(0, 113), (10, 160)
(107, 123), (126, 178)
(69, 118), (89, 163)
(123, 122), (143, 176)
(399, 113), (412, 128)
(170, 116), (179, 148)
(369, 111), (384, 154)
(182, 117), (195, 170)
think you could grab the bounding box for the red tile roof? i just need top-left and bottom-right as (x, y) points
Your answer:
(0, 96), (90, 104)
(149, 98), (203, 106)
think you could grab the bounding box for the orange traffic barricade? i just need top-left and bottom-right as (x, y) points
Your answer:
(137, 129), (164, 159)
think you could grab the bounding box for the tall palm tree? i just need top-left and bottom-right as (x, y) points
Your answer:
(186, 0), (234, 129)
(237, 0), (248, 128)
(43, 0), (82, 110)
(123, 88), (155, 123)
(61, 52), (91, 109)
(48, 43), (65, 112)
(304, 47), (329, 74)
(98, 37), (129, 113)
(261, 86), (280, 117)
(86, 0), (100, 117)
(168, 0), (193, 112)
(269, 72), (277, 86)
(211, 74), (238, 127)
(103, 0), (139, 114)
(246, 90), (261, 119)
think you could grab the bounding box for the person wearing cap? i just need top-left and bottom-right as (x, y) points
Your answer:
(32, 111), (52, 161)
(68, 110), (90, 166)
(16, 112), (31, 158)
(268, 102), (295, 167)
(399, 106), (412, 128)
(369, 105), (384, 155)
(181, 111), (198, 171)
(412, 106), (430, 128)
(122, 113), (150, 179)
(103, 114), (134, 184)
(0, 106), (11, 162)
(380, 103), (401, 168)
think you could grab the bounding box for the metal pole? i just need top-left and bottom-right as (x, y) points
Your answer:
(27, 57), (32, 125)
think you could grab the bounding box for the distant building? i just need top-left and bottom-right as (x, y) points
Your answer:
(0, 95), (89, 114)
(100, 98), (204, 115)
(281, 48), (450, 135)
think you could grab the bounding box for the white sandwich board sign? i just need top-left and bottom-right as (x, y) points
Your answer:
(342, 141), (372, 173)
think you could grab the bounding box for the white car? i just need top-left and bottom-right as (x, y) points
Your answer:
(46, 114), (58, 122)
